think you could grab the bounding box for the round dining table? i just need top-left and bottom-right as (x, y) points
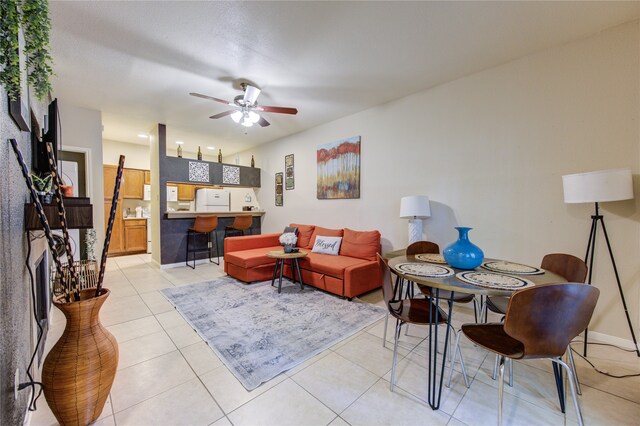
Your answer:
(386, 254), (567, 410)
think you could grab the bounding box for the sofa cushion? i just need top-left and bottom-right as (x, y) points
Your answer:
(307, 226), (344, 249)
(290, 223), (315, 248)
(225, 246), (282, 269)
(340, 228), (381, 261)
(311, 236), (342, 255)
(298, 252), (368, 279)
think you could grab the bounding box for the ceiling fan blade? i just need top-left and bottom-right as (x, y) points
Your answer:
(243, 85), (261, 105)
(190, 92), (232, 105)
(257, 116), (270, 127)
(257, 106), (298, 115)
(209, 110), (236, 119)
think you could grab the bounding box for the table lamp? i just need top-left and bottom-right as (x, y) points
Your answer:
(562, 168), (638, 357)
(400, 195), (431, 244)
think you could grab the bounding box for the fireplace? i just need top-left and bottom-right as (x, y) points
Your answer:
(33, 251), (50, 363)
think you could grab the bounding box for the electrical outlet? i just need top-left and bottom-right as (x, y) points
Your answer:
(14, 368), (19, 400)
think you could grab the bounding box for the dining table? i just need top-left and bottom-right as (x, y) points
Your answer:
(386, 254), (567, 410)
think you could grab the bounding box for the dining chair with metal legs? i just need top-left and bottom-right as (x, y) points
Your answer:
(461, 283), (599, 426)
(377, 254), (465, 391)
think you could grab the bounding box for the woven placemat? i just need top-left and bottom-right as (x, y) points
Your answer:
(395, 262), (454, 278)
(481, 261), (544, 275)
(456, 271), (534, 290)
(415, 253), (447, 264)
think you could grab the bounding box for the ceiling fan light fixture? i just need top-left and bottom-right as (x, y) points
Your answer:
(231, 110), (243, 123)
(240, 114), (254, 127)
(248, 111), (260, 123)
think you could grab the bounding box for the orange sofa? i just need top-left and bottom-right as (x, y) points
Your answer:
(224, 224), (382, 299)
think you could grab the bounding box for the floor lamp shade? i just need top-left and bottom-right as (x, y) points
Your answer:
(400, 196), (431, 244)
(562, 168), (633, 204)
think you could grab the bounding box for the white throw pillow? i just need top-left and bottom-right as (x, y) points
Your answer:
(312, 236), (342, 255)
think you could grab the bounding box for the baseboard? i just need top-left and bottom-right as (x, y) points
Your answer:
(582, 330), (639, 351)
(160, 257), (221, 270)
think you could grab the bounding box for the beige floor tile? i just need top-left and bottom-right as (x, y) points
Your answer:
(117, 330), (177, 370)
(327, 416), (351, 426)
(209, 416), (233, 426)
(110, 350), (196, 413)
(104, 280), (138, 299)
(114, 378), (224, 426)
(165, 323), (203, 348)
(341, 379), (451, 426)
(200, 364), (287, 413)
(156, 309), (188, 329)
(227, 379), (336, 426)
(100, 294), (152, 327)
(334, 331), (410, 377)
(91, 415), (115, 426)
(180, 341), (223, 375)
(292, 352), (379, 413)
(140, 290), (175, 314)
(285, 350), (331, 377)
(452, 379), (565, 426)
(106, 315), (163, 343)
(565, 382), (640, 425)
(447, 417), (469, 426)
(129, 275), (175, 294)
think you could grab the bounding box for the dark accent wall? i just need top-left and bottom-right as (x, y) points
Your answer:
(0, 87), (48, 425)
(157, 124), (262, 265)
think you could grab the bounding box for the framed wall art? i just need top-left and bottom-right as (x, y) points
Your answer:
(285, 154), (294, 190)
(275, 172), (283, 206)
(317, 136), (361, 199)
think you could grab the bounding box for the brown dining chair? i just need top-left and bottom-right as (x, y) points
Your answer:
(461, 283), (599, 426)
(224, 215), (253, 238)
(186, 215), (220, 268)
(376, 254), (466, 391)
(486, 253), (588, 397)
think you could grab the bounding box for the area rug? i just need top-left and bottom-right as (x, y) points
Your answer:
(161, 276), (385, 390)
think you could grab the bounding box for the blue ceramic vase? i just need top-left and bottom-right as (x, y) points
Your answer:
(443, 227), (484, 270)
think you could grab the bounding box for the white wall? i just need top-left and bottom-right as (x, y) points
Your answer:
(246, 22), (640, 342)
(103, 139), (151, 169)
(58, 102), (105, 252)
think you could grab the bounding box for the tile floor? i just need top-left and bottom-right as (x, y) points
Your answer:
(31, 254), (640, 425)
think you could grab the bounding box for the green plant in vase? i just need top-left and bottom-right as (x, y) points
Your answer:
(30, 172), (52, 203)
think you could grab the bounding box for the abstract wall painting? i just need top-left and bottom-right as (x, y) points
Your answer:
(317, 136), (361, 199)
(275, 172), (283, 206)
(285, 154), (294, 190)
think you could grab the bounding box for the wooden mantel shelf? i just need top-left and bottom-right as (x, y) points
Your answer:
(24, 197), (93, 231)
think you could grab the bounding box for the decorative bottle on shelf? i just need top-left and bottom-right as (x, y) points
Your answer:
(177, 145), (182, 158)
(443, 227), (484, 270)
(197, 146), (202, 160)
(251, 155), (255, 168)
(218, 149), (222, 163)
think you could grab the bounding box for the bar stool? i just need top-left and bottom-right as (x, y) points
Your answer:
(186, 215), (219, 268)
(224, 215), (253, 238)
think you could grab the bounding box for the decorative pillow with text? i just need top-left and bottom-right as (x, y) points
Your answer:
(311, 236), (343, 255)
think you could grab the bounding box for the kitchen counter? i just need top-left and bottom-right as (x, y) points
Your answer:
(165, 210), (265, 219)
(123, 217), (148, 220)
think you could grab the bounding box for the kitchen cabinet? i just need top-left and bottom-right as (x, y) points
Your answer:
(105, 202), (124, 255)
(123, 169), (145, 199)
(124, 219), (147, 253)
(103, 165), (121, 201)
(177, 183), (196, 201)
(144, 170), (151, 185)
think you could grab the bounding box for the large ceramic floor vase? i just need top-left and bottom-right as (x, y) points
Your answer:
(42, 289), (118, 426)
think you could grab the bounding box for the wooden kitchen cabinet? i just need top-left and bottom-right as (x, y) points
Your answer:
(103, 165), (121, 201)
(177, 183), (196, 201)
(144, 170), (151, 185)
(124, 219), (147, 253)
(105, 202), (124, 255)
(123, 169), (145, 199)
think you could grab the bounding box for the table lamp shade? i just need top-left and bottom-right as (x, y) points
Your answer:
(400, 195), (431, 218)
(562, 168), (634, 204)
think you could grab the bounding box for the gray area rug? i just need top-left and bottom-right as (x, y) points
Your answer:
(162, 276), (385, 390)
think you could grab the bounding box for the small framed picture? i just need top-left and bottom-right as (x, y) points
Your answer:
(285, 154), (294, 190)
(275, 172), (283, 206)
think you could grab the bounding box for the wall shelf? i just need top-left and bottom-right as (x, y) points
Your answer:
(24, 197), (93, 230)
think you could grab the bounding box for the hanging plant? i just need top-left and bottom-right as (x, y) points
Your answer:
(22, 0), (53, 100)
(0, 0), (21, 100)
(0, 0), (53, 101)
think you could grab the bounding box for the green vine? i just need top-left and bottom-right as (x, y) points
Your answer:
(0, 0), (21, 101)
(0, 0), (53, 101)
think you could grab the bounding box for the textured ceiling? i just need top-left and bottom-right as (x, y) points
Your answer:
(49, 1), (639, 154)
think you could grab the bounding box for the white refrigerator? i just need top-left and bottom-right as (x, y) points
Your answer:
(195, 189), (230, 212)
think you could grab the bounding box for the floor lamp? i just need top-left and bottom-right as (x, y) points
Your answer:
(562, 168), (639, 357)
(400, 195), (431, 244)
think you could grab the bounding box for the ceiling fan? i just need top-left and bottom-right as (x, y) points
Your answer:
(190, 83), (298, 128)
